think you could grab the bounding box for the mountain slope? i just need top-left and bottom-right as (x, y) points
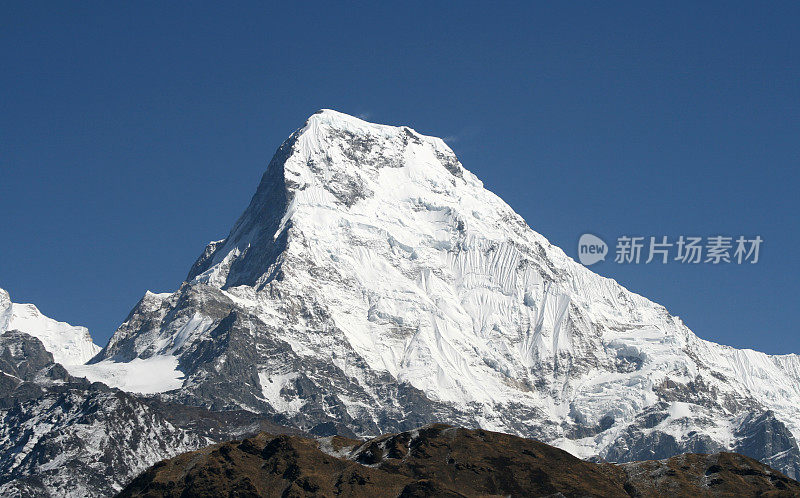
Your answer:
(0, 328), (304, 497)
(120, 424), (800, 497)
(0, 330), (205, 497)
(85, 110), (800, 476)
(0, 287), (100, 366)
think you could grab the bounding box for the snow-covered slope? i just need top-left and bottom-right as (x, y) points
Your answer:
(88, 110), (800, 476)
(0, 287), (100, 366)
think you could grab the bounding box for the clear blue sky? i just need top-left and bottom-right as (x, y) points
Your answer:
(1, 2), (798, 354)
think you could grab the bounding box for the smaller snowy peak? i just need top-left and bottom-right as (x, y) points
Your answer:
(0, 287), (101, 366)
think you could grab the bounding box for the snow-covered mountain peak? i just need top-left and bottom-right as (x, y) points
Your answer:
(91, 111), (800, 477)
(303, 109), (438, 146)
(184, 110), (485, 289)
(305, 108), (386, 134)
(0, 286), (100, 365)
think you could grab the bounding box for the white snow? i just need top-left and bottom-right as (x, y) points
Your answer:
(68, 355), (185, 394)
(258, 371), (305, 414)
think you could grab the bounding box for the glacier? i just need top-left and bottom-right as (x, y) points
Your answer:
(75, 109), (800, 477)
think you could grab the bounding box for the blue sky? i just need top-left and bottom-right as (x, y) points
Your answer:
(1, 2), (798, 354)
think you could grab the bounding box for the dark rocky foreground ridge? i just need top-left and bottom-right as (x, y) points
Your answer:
(120, 424), (800, 497)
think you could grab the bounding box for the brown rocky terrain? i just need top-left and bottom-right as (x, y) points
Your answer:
(119, 424), (800, 497)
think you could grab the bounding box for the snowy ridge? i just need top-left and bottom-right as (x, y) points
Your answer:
(0, 287), (100, 366)
(92, 110), (800, 476)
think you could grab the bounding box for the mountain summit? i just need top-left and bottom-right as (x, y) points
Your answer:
(83, 110), (800, 477)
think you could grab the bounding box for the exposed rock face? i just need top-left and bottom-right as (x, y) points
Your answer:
(120, 424), (800, 497)
(81, 110), (800, 477)
(733, 411), (800, 480)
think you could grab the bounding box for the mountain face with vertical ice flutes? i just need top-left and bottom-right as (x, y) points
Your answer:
(86, 110), (800, 477)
